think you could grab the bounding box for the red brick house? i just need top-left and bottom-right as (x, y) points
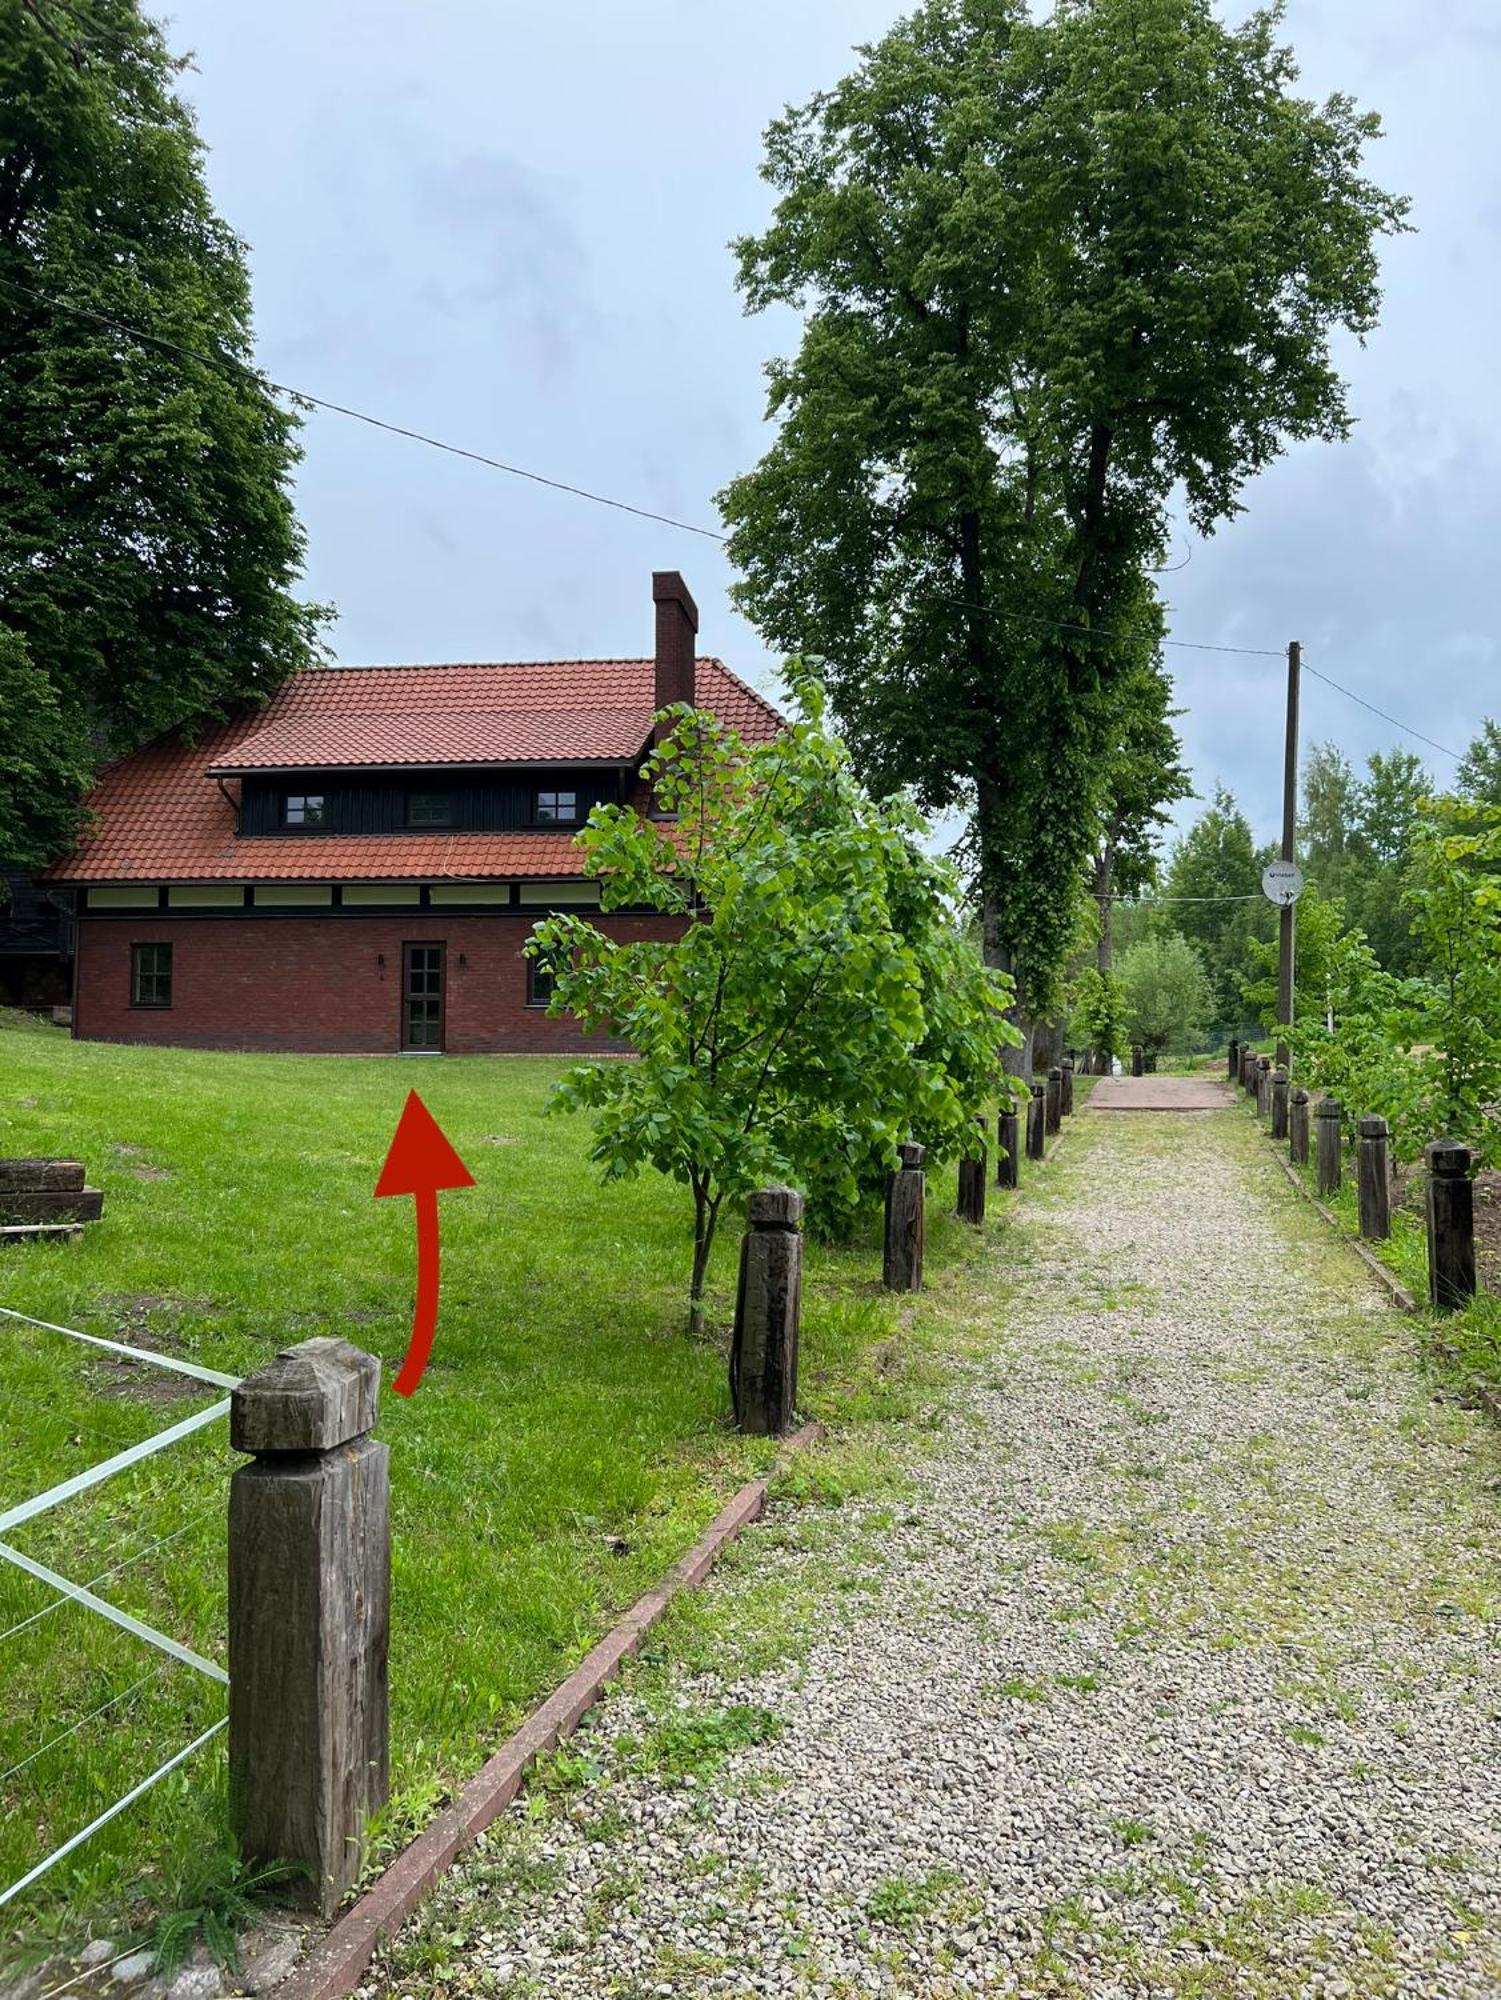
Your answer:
(41, 573), (781, 1055)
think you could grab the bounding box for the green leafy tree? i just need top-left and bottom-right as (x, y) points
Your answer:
(1161, 786), (1274, 1026)
(1091, 663), (1192, 973)
(720, 0), (1405, 1035)
(1117, 932), (1214, 1063)
(1456, 719), (1501, 810)
(1066, 965), (1128, 1074)
(1345, 749), (1431, 974)
(1401, 803), (1501, 1163)
(1300, 741), (1361, 907)
(529, 678), (1017, 1332)
(0, 627), (90, 867)
(0, 0), (322, 860)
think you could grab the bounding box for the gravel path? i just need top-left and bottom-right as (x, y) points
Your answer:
(373, 1107), (1501, 1999)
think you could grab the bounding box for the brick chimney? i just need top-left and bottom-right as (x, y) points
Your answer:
(652, 571), (698, 736)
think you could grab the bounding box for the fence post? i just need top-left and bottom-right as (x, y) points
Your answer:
(1242, 1047), (1257, 1095)
(1026, 1081), (1046, 1161)
(956, 1117), (987, 1225)
(731, 1186), (803, 1434)
(1131, 1045), (1144, 1077)
(997, 1106), (1019, 1189)
(1315, 1097), (1342, 1198)
(1256, 1054), (1273, 1119)
(1356, 1117), (1392, 1243)
(883, 1141), (925, 1292)
(1425, 1139), (1476, 1312)
(1060, 1056), (1075, 1118)
(1227, 1039), (1239, 1079)
(229, 1338), (389, 1916)
(1289, 1087), (1310, 1166)
(1270, 1065), (1289, 1140)
(1046, 1066), (1062, 1135)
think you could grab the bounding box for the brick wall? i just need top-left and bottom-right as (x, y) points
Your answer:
(73, 912), (686, 1055)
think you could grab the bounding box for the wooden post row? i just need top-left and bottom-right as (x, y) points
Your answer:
(229, 1338), (390, 1916)
(1270, 1065), (1289, 1141)
(1227, 1040), (1240, 1079)
(1356, 1116), (1392, 1243)
(732, 1186), (803, 1435)
(1315, 1097), (1342, 1198)
(1288, 1086), (1310, 1166)
(1425, 1139), (1476, 1312)
(884, 1141), (925, 1292)
(956, 1117), (987, 1225)
(1045, 1067), (1062, 1136)
(1131, 1045), (1145, 1077)
(997, 1106), (1019, 1189)
(1060, 1056), (1075, 1118)
(1255, 1054), (1272, 1120)
(1026, 1081), (1046, 1161)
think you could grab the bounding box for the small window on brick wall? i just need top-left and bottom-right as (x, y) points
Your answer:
(131, 942), (173, 1008)
(526, 957), (555, 1008)
(534, 789), (578, 825)
(284, 794), (326, 828)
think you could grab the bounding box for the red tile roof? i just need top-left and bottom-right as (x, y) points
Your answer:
(210, 706), (657, 773)
(44, 658), (782, 885)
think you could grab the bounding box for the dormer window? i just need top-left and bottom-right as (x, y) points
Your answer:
(283, 793), (326, 829)
(408, 791), (453, 827)
(535, 788), (579, 825)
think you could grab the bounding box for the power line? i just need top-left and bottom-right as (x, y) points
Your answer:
(1301, 660), (1462, 764)
(0, 275), (726, 544)
(0, 273), (1484, 759)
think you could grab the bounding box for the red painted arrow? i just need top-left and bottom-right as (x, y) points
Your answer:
(374, 1090), (476, 1397)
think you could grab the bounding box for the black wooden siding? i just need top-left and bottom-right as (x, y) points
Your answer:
(237, 768), (627, 838)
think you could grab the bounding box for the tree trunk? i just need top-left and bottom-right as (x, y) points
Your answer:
(688, 1185), (719, 1339)
(1094, 849), (1114, 975)
(979, 837), (1029, 1079)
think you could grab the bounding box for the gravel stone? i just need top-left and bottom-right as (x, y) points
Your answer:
(371, 1106), (1501, 1996)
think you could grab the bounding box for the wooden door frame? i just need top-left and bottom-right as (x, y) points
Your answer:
(399, 940), (446, 1053)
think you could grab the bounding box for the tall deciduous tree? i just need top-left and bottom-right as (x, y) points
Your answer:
(0, 0), (322, 861)
(1090, 662), (1191, 973)
(720, 0), (1405, 1050)
(1457, 720), (1501, 810)
(1161, 785), (1273, 1027)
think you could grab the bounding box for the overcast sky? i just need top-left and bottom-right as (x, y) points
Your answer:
(166, 0), (1500, 849)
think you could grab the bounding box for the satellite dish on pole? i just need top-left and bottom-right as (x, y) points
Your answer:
(1262, 860), (1304, 907)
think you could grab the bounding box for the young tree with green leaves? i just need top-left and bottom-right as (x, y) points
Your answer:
(1, 0), (321, 862)
(1117, 933), (1214, 1064)
(1402, 804), (1501, 1163)
(720, 0), (1405, 1046)
(529, 678), (1016, 1334)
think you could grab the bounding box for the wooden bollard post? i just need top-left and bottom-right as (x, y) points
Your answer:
(1315, 1097), (1342, 1198)
(884, 1141), (925, 1291)
(1228, 1039), (1240, 1079)
(229, 1338), (390, 1915)
(956, 1118), (987, 1225)
(731, 1186), (803, 1434)
(997, 1106), (1019, 1189)
(1356, 1116), (1392, 1242)
(1131, 1044), (1144, 1077)
(1026, 1081), (1046, 1161)
(1046, 1066), (1062, 1135)
(1270, 1065), (1289, 1140)
(1060, 1056), (1075, 1118)
(1255, 1054), (1273, 1119)
(1241, 1046), (1256, 1093)
(1289, 1086), (1310, 1166)
(1425, 1139), (1476, 1312)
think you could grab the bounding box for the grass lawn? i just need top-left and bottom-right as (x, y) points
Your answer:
(0, 1017), (1013, 1956)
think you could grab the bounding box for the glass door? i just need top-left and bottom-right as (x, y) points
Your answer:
(401, 942), (445, 1052)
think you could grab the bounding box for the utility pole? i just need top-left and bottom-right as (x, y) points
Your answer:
(1276, 640), (1301, 1068)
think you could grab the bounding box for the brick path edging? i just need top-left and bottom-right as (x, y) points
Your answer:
(272, 1422), (821, 2000)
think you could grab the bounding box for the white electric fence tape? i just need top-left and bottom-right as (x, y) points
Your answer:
(0, 1540), (227, 1683)
(0, 1304), (240, 1389)
(0, 1397), (232, 1536)
(0, 1718), (227, 1911)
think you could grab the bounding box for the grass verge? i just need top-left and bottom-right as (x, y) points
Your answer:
(0, 1020), (1025, 1959)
